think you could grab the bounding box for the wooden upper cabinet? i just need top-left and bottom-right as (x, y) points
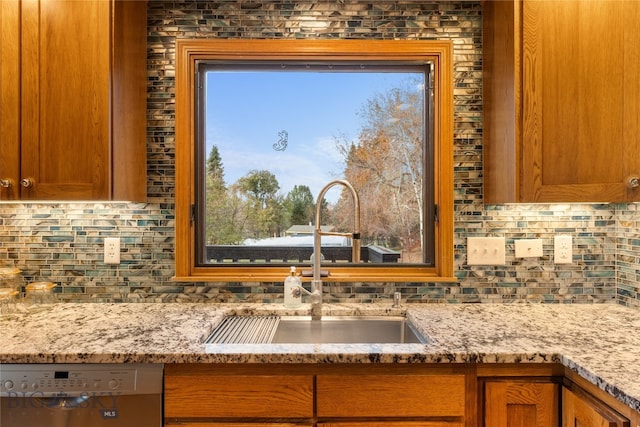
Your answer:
(0, 0), (21, 200)
(483, 0), (640, 203)
(0, 0), (146, 201)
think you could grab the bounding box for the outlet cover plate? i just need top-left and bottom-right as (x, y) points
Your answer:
(467, 237), (506, 265)
(554, 235), (572, 264)
(104, 237), (121, 264)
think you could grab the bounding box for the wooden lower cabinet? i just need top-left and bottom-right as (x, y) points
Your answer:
(484, 381), (559, 427)
(563, 370), (638, 427)
(562, 386), (630, 427)
(317, 373), (466, 419)
(164, 365), (313, 420)
(164, 364), (469, 426)
(164, 363), (640, 427)
(172, 424), (310, 427)
(318, 423), (463, 427)
(164, 424), (457, 427)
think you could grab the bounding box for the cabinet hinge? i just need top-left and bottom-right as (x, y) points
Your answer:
(434, 204), (439, 223)
(190, 204), (196, 224)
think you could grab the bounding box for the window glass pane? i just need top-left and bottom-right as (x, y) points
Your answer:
(197, 64), (432, 266)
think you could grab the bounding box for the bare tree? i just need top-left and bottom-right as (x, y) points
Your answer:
(335, 79), (424, 259)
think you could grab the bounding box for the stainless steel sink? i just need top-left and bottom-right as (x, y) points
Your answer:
(272, 316), (428, 344)
(205, 315), (429, 345)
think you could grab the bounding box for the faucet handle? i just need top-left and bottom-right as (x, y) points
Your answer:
(393, 291), (401, 307)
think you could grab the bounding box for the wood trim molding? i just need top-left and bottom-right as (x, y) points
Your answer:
(174, 39), (454, 282)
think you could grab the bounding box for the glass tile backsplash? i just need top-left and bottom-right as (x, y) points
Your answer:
(0, 1), (638, 307)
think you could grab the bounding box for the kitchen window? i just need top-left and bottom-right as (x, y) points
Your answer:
(175, 40), (454, 282)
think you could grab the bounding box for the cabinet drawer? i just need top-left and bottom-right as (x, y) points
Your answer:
(167, 424), (311, 427)
(319, 423), (463, 427)
(317, 374), (466, 418)
(165, 374), (313, 419)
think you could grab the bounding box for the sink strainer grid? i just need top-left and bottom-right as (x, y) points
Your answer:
(205, 315), (281, 344)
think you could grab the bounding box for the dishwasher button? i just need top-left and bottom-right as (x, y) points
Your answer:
(3, 380), (14, 390)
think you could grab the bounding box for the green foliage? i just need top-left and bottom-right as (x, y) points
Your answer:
(207, 145), (224, 179)
(237, 170), (280, 208)
(284, 185), (315, 226)
(235, 170), (284, 239)
(204, 145), (243, 244)
(205, 183), (241, 244)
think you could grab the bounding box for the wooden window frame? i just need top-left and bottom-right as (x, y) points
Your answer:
(174, 39), (454, 282)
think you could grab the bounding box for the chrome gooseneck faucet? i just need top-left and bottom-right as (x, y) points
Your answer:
(310, 179), (361, 320)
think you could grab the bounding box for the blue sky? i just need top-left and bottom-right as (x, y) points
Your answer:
(205, 70), (417, 202)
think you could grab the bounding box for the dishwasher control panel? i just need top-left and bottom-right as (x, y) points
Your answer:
(0, 364), (162, 397)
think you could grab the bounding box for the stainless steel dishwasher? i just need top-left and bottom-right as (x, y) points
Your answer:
(0, 363), (163, 427)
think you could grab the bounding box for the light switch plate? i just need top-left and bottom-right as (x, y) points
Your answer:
(554, 235), (572, 264)
(514, 239), (543, 258)
(467, 237), (506, 265)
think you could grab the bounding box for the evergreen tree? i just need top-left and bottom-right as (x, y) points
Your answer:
(284, 185), (315, 226)
(206, 145), (225, 189)
(204, 145), (242, 244)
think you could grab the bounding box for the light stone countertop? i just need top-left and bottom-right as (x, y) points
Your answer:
(0, 302), (639, 413)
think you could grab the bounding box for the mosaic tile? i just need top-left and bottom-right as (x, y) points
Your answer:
(0, 1), (636, 305)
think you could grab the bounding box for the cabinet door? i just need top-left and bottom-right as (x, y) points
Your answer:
(484, 0), (640, 203)
(484, 381), (558, 427)
(0, 0), (21, 200)
(521, 0), (640, 202)
(562, 387), (629, 427)
(21, 0), (112, 199)
(482, 0), (520, 204)
(17, 0), (146, 201)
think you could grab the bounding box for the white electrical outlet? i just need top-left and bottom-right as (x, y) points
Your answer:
(554, 235), (572, 264)
(514, 239), (543, 258)
(104, 237), (121, 264)
(467, 237), (506, 265)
